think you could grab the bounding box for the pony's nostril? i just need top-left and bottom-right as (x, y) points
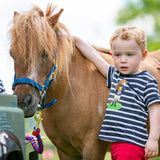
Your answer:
(24, 95), (32, 106)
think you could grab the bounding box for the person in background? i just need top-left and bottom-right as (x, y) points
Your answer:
(0, 79), (6, 93)
(74, 26), (160, 160)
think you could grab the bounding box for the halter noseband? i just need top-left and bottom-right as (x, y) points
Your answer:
(12, 64), (57, 110)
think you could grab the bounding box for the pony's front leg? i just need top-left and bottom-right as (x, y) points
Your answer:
(57, 149), (82, 160)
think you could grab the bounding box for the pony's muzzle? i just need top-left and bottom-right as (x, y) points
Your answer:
(14, 86), (40, 117)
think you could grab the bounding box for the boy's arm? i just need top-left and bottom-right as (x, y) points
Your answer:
(145, 102), (160, 158)
(74, 36), (109, 78)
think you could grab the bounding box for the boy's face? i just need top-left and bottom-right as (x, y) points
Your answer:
(112, 38), (146, 75)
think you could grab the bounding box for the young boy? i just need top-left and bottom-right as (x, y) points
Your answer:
(0, 79), (6, 93)
(74, 26), (160, 160)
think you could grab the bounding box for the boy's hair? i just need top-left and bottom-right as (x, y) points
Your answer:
(110, 26), (147, 53)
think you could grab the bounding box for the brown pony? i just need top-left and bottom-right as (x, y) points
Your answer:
(9, 3), (160, 160)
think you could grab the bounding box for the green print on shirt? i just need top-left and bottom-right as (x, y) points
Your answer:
(108, 97), (122, 110)
(108, 79), (128, 110)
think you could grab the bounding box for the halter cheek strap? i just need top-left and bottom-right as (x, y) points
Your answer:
(12, 64), (57, 110)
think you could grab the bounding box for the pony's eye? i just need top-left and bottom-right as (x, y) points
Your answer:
(41, 50), (48, 59)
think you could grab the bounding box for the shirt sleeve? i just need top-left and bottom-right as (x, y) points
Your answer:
(144, 79), (160, 108)
(0, 79), (6, 93)
(107, 65), (116, 88)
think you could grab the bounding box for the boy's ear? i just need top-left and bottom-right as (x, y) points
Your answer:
(142, 50), (147, 60)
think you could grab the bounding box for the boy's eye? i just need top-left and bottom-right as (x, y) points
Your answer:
(115, 54), (120, 57)
(127, 53), (133, 56)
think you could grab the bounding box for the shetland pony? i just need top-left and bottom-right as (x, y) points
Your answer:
(9, 4), (160, 160)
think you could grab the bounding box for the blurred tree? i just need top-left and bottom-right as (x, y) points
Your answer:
(116, 0), (160, 51)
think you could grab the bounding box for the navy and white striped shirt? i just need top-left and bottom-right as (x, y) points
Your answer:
(0, 79), (6, 93)
(99, 65), (160, 148)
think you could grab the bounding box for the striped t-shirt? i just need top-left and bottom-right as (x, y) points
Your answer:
(98, 65), (160, 148)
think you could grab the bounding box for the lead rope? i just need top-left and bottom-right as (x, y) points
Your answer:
(25, 111), (44, 154)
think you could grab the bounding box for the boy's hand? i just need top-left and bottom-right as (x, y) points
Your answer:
(145, 139), (158, 158)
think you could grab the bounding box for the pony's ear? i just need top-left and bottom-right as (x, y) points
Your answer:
(14, 11), (20, 17)
(48, 8), (64, 27)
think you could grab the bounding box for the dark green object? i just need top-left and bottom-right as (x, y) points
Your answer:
(0, 94), (41, 160)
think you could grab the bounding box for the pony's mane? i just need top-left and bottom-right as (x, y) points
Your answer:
(10, 4), (73, 79)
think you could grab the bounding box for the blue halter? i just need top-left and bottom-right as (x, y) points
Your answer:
(12, 64), (57, 110)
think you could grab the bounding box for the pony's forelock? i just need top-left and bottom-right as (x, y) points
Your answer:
(10, 4), (73, 80)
